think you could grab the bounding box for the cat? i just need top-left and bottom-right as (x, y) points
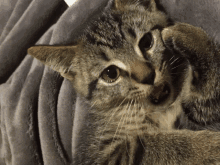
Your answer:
(28, 0), (220, 164)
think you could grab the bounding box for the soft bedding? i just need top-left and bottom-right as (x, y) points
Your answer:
(0, 0), (220, 164)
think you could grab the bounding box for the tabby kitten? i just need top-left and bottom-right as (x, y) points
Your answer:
(28, 0), (220, 164)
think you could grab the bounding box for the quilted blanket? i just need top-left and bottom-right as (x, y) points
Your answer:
(0, 0), (220, 164)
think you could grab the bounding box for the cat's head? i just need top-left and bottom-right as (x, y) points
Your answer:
(28, 0), (189, 116)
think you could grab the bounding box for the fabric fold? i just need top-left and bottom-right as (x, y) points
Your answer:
(0, 0), (220, 164)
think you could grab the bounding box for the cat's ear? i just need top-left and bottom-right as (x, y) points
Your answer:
(113, 0), (129, 9)
(137, 0), (157, 11)
(28, 45), (78, 80)
(113, 0), (157, 11)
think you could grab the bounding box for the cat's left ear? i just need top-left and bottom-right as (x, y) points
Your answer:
(28, 45), (78, 80)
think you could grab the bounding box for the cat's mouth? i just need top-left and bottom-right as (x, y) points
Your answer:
(149, 83), (171, 105)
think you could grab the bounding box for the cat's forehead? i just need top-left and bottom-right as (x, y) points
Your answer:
(83, 2), (168, 49)
(79, 1), (169, 74)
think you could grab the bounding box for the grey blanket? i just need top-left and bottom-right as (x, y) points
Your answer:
(0, 0), (220, 164)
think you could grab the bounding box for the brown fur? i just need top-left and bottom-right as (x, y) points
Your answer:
(28, 0), (220, 164)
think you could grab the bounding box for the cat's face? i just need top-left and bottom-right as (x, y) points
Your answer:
(28, 0), (191, 121)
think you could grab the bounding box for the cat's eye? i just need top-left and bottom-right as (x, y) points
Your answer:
(101, 65), (120, 83)
(139, 32), (154, 53)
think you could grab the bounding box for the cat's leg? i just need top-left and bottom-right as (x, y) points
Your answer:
(96, 130), (220, 165)
(139, 130), (220, 165)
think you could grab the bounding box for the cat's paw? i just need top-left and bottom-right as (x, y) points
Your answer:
(161, 22), (212, 58)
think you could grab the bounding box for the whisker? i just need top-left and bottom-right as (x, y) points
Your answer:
(98, 97), (128, 151)
(118, 99), (132, 135)
(170, 57), (180, 65)
(90, 100), (98, 108)
(169, 55), (175, 62)
(171, 63), (186, 70)
(124, 99), (134, 161)
(134, 100), (147, 152)
(108, 99), (131, 159)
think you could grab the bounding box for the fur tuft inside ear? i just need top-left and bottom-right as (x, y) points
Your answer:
(28, 45), (78, 80)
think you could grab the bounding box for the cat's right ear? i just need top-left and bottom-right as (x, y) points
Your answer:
(112, 0), (156, 10)
(112, 0), (129, 9)
(28, 45), (79, 81)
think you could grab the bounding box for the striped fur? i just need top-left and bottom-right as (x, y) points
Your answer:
(28, 0), (220, 164)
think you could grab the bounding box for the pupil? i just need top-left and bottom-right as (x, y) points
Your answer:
(107, 66), (117, 79)
(139, 32), (153, 55)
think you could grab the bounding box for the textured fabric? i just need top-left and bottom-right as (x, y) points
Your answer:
(0, 0), (220, 164)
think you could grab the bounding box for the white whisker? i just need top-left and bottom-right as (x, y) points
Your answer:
(170, 57), (180, 65)
(98, 97), (128, 149)
(169, 55), (175, 62)
(171, 63), (186, 70)
(108, 99), (131, 160)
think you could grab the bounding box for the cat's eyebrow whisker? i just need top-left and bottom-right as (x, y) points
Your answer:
(171, 63), (186, 70)
(160, 61), (167, 74)
(90, 100), (98, 108)
(170, 71), (186, 75)
(169, 55), (175, 62)
(170, 57), (180, 65)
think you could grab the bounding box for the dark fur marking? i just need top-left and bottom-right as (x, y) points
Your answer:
(100, 51), (111, 61)
(87, 79), (98, 100)
(115, 152), (122, 165)
(139, 0), (151, 9)
(86, 33), (97, 45)
(127, 28), (136, 38)
(133, 137), (145, 164)
(111, 13), (126, 40)
(97, 41), (114, 49)
(145, 115), (159, 127)
(155, 0), (168, 14)
(151, 25), (164, 31)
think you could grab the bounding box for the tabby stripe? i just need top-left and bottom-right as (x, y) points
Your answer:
(127, 28), (136, 38)
(111, 13), (125, 40)
(97, 41), (114, 49)
(86, 33), (97, 45)
(133, 137), (145, 164)
(145, 116), (159, 127)
(86, 32), (115, 49)
(100, 51), (110, 61)
(87, 79), (98, 100)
